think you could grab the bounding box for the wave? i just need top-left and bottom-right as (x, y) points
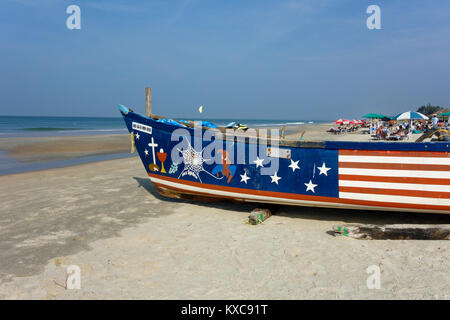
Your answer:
(253, 121), (308, 127)
(22, 127), (82, 131)
(20, 127), (127, 133)
(60, 128), (128, 133)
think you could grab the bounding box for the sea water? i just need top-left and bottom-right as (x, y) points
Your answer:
(0, 115), (326, 138)
(0, 115), (127, 138)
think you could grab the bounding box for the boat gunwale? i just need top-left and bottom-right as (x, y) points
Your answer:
(122, 111), (450, 152)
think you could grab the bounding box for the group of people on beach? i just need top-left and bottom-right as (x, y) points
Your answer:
(327, 121), (368, 135)
(327, 114), (450, 141)
(373, 114), (449, 141)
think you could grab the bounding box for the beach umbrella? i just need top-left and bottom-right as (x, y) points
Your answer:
(362, 113), (386, 119)
(394, 111), (429, 133)
(394, 111), (429, 120)
(363, 114), (386, 134)
(335, 119), (351, 125)
(438, 112), (450, 122)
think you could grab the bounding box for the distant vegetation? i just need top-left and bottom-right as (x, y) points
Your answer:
(417, 104), (443, 115)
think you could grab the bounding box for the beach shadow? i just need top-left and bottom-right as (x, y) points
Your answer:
(133, 176), (263, 214)
(133, 176), (185, 204)
(274, 205), (450, 225)
(134, 176), (450, 225)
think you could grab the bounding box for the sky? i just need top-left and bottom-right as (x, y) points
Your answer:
(1, 0), (449, 120)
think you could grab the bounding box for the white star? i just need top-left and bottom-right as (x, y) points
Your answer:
(317, 162), (331, 176)
(253, 157), (264, 168)
(304, 180), (318, 193)
(288, 159), (300, 172)
(144, 149), (149, 156)
(135, 132), (140, 140)
(240, 172), (251, 184)
(270, 172), (282, 184)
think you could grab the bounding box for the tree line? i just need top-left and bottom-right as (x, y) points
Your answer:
(416, 104), (444, 116)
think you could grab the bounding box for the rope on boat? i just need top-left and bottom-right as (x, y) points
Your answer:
(130, 132), (136, 153)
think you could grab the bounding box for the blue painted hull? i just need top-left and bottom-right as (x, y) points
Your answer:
(120, 109), (450, 214)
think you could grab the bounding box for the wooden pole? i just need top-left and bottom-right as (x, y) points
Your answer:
(145, 87), (152, 117)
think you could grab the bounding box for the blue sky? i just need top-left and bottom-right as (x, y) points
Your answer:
(1, 0), (449, 119)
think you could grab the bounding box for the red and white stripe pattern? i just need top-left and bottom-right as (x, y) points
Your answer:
(338, 150), (450, 211)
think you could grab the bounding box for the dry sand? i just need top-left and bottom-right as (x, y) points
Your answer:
(0, 156), (449, 299)
(283, 123), (424, 142)
(0, 134), (130, 163)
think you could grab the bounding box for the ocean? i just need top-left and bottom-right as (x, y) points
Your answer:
(0, 115), (326, 138)
(0, 116), (127, 137)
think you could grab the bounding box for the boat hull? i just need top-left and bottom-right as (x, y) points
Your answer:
(120, 110), (450, 214)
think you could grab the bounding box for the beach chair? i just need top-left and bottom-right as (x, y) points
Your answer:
(326, 127), (339, 134)
(372, 134), (382, 140)
(388, 134), (402, 141)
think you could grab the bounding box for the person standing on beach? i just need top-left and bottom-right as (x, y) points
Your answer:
(432, 114), (439, 130)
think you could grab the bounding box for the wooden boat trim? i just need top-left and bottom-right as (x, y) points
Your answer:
(149, 173), (450, 214)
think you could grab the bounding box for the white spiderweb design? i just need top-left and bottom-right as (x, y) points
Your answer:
(177, 139), (223, 183)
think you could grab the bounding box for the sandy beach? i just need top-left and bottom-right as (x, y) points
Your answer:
(0, 127), (449, 299)
(0, 134), (131, 163)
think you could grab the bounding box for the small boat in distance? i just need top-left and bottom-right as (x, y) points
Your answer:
(118, 105), (450, 214)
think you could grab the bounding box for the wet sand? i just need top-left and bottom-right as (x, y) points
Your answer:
(0, 156), (448, 299)
(0, 134), (130, 163)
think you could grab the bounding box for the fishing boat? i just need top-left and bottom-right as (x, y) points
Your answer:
(118, 105), (450, 214)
